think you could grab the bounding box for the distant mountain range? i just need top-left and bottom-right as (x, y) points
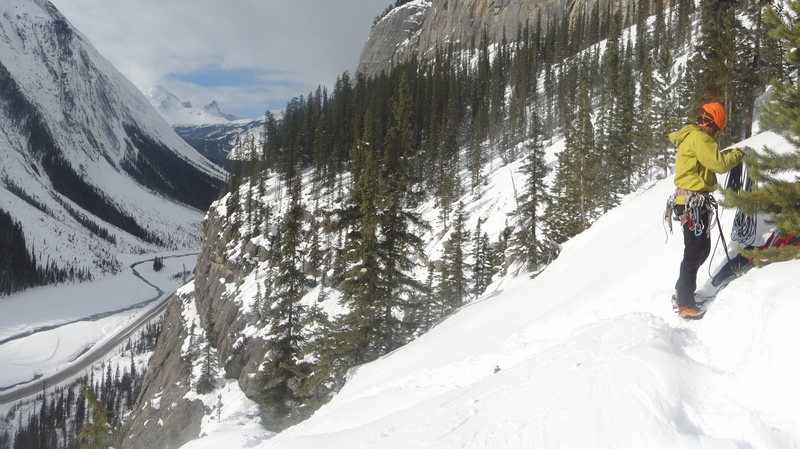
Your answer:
(146, 86), (264, 166)
(146, 86), (242, 126)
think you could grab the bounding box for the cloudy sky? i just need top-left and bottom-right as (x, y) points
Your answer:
(49, 0), (389, 119)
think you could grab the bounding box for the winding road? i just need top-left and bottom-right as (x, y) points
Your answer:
(0, 253), (197, 405)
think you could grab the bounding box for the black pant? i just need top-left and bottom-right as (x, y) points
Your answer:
(712, 253), (752, 287)
(674, 205), (710, 307)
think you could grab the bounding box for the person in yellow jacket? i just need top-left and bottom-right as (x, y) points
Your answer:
(668, 102), (749, 319)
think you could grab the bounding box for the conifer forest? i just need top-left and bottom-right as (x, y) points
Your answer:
(222, 0), (786, 430)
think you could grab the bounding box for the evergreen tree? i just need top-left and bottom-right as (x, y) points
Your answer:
(547, 70), (599, 243)
(512, 116), (549, 269)
(616, 40), (639, 192)
(635, 17), (656, 181)
(634, 0), (651, 74)
(490, 226), (512, 277)
(675, 0), (695, 47)
(152, 256), (164, 272)
(435, 78), (462, 227)
(469, 102), (488, 191)
(596, 12), (623, 200)
(325, 106), (383, 373)
(652, 46), (684, 177)
(695, 0), (738, 112)
(509, 23), (532, 146)
(77, 386), (115, 449)
(731, 0), (783, 140)
(489, 36), (509, 159)
(298, 112), (386, 406)
(723, 1), (800, 264)
(653, 0), (666, 50)
(422, 262), (440, 328)
(376, 73), (428, 352)
(439, 202), (469, 312)
(472, 222), (495, 299)
(226, 161), (243, 230)
(195, 340), (217, 395)
(307, 206), (324, 281)
(258, 177), (315, 429)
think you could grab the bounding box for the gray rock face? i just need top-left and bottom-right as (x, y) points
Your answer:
(122, 206), (268, 448)
(357, 0), (633, 79)
(120, 297), (204, 449)
(192, 210), (268, 401)
(358, 1), (431, 78)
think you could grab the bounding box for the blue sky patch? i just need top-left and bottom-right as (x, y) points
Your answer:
(167, 66), (312, 118)
(235, 100), (287, 119)
(170, 66), (305, 90)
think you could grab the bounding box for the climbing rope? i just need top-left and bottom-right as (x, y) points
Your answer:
(729, 164), (757, 246)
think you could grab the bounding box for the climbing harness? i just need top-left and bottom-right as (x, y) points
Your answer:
(663, 189), (716, 241)
(685, 192), (714, 237)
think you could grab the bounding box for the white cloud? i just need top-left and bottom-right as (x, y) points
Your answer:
(49, 0), (387, 118)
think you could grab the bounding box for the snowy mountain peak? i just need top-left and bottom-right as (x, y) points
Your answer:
(202, 100), (240, 121)
(146, 86), (239, 126)
(147, 85), (187, 111)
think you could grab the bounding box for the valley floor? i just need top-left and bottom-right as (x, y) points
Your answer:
(0, 251), (198, 401)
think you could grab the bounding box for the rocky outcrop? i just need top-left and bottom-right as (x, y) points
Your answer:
(122, 205), (268, 449)
(120, 296), (203, 449)
(192, 210), (268, 400)
(358, 1), (432, 79)
(357, 0), (636, 79)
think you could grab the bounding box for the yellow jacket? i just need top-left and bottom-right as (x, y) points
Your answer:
(669, 124), (743, 205)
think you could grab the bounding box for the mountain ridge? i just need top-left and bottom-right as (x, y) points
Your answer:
(0, 0), (225, 292)
(357, 0), (642, 78)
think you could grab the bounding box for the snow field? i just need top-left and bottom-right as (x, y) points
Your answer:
(0, 253), (198, 340)
(0, 310), (141, 390)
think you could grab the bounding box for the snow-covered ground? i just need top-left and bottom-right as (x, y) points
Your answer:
(0, 251), (198, 391)
(180, 129), (800, 449)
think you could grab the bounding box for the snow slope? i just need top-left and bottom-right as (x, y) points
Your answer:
(183, 129), (800, 448)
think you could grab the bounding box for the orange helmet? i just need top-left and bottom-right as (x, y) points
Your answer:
(700, 102), (727, 132)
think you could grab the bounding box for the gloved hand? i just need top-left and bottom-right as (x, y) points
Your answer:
(738, 146), (752, 157)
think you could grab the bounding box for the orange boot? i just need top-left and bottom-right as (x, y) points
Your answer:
(678, 305), (705, 319)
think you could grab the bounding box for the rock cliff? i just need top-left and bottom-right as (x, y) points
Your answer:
(122, 204), (269, 449)
(357, 0), (634, 79)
